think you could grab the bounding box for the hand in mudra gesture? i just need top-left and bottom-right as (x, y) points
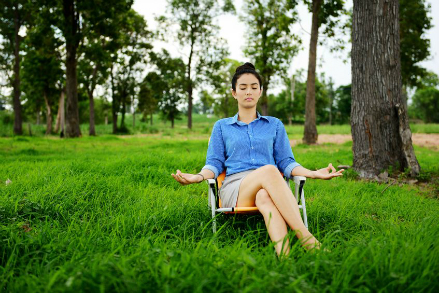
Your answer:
(172, 169), (203, 185)
(314, 163), (344, 180)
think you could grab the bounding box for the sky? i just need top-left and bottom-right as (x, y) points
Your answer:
(133, 0), (439, 95)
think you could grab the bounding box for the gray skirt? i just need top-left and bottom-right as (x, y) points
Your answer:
(219, 170), (255, 208)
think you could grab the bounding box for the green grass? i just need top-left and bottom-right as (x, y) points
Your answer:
(2, 112), (439, 138)
(1, 135), (438, 292)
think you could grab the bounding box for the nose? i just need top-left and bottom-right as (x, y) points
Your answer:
(246, 87), (251, 94)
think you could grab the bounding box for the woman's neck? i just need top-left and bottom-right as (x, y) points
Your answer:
(238, 108), (257, 124)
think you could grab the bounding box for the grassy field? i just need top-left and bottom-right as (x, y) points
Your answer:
(2, 113), (439, 138)
(1, 132), (438, 292)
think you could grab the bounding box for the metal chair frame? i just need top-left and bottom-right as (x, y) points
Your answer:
(206, 173), (308, 233)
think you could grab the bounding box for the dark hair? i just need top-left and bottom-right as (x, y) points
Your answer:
(231, 62), (263, 91)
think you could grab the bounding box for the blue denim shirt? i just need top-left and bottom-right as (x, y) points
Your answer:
(202, 113), (301, 179)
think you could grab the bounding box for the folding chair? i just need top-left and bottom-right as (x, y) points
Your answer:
(206, 171), (308, 233)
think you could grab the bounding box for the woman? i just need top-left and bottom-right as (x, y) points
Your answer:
(172, 63), (344, 256)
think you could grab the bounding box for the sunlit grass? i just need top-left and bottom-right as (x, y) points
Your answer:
(1, 135), (438, 292)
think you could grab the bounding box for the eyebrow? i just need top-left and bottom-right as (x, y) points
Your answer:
(238, 83), (259, 86)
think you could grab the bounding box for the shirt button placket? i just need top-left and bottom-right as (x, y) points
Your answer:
(249, 125), (255, 164)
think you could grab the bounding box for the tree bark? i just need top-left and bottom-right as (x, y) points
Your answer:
(88, 65), (98, 136)
(260, 80), (269, 116)
(88, 92), (96, 136)
(63, 0), (81, 138)
(43, 91), (52, 135)
(351, 0), (420, 178)
(110, 66), (118, 134)
(303, 0), (322, 144)
(13, 4), (22, 135)
(187, 35), (194, 129)
(54, 90), (65, 133)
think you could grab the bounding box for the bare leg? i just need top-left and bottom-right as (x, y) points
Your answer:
(255, 189), (290, 256)
(237, 165), (320, 249)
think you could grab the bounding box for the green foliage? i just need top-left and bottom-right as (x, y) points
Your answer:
(111, 9), (151, 130)
(411, 87), (439, 123)
(1, 136), (439, 291)
(211, 58), (240, 118)
(242, 0), (301, 114)
(148, 50), (187, 128)
(332, 84), (351, 124)
(269, 73), (332, 124)
(196, 90), (215, 115)
(157, 0), (232, 126)
(21, 9), (63, 130)
(400, 0), (432, 88)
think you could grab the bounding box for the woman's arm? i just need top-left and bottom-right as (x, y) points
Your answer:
(291, 164), (344, 180)
(172, 168), (215, 185)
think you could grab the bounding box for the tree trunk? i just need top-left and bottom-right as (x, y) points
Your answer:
(132, 111), (135, 130)
(187, 37), (194, 129)
(171, 117), (174, 128)
(351, 0), (420, 179)
(13, 4), (22, 135)
(261, 81), (269, 116)
(88, 65), (98, 136)
(63, 0), (81, 138)
(110, 66), (118, 134)
(88, 91), (96, 136)
(55, 89), (65, 133)
(303, 0), (322, 144)
(43, 91), (52, 135)
(121, 93), (126, 128)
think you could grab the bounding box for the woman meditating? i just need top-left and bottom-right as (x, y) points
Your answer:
(172, 62), (344, 256)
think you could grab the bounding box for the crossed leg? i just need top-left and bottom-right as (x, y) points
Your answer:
(237, 165), (319, 255)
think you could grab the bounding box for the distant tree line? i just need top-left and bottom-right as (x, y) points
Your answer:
(0, 0), (437, 140)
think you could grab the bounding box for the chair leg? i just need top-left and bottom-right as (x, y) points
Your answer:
(207, 181), (218, 233)
(300, 187), (308, 229)
(212, 204), (217, 233)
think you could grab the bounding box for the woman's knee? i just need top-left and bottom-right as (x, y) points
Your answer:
(258, 165), (282, 180)
(255, 189), (274, 209)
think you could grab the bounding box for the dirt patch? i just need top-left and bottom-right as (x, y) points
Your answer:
(290, 133), (439, 150)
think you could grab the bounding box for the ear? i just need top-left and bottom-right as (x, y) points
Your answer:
(231, 88), (237, 99)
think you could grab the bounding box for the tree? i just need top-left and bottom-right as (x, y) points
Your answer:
(400, 0), (432, 89)
(303, 0), (345, 144)
(197, 90), (215, 114)
(242, 0), (300, 116)
(210, 58), (240, 118)
(269, 72), (331, 124)
(351, 0), (420, 179)
(137, 73), (158, 125)
(21, 11), (63, 135)
(45, 0), (133, 137)
(411, 87), (439, 123)
(157, 0), (233, 129)
(110, 9), (150, 133)
(0, 0), (33, 135)
(410, 71), (439, 123)
(149, 50), (186, 128)
(333, 84), (351, 124)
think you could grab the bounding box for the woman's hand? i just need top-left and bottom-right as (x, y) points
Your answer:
(313, 163), (344, 180)
(171, 169), (203, 185)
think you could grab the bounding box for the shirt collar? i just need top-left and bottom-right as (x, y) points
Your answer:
(226, 112), (269, 125)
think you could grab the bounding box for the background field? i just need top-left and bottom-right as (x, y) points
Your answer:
(1, 124), (439, 292)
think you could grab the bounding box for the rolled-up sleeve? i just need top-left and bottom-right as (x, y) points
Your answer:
(202, 121), (225, 179)
(273, 120), (301, 179)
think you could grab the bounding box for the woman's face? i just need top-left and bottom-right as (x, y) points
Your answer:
(231, 73), (262, 109)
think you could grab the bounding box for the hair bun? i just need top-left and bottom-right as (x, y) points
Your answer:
(236, 62), (256, 73)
